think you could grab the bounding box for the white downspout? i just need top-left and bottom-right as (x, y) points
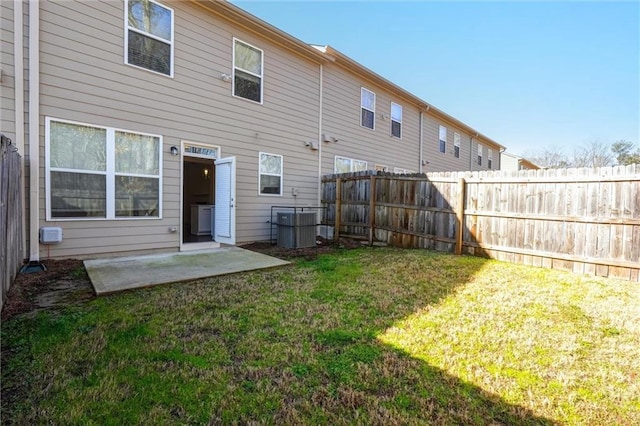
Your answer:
(28, 0), (40, 262)
(14, 0), (26, 259)
(317, 63), (323, 206)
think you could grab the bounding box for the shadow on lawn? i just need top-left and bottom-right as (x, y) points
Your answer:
(299, 248), (555, 425)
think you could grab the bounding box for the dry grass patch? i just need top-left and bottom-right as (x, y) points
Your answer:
(2, 247), (639, 425)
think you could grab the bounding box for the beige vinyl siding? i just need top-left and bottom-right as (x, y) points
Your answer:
(471, 141), (499, 171)
(421, 113), (501, 172)
(1, 0), (16, 139)
(38, 0), (321, 258)
(422, 114), (476, 172)
(321, 64), (421, 174)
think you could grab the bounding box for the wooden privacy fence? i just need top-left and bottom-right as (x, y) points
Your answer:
(321, 165), (640, 281)
(1, 134), (24, 309)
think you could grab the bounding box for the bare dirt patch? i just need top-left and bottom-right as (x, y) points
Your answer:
(1, 259), (94, 321)
(240, 236), (362, 260)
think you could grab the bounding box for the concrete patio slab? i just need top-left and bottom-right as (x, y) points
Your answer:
(84, 246), (290, 295)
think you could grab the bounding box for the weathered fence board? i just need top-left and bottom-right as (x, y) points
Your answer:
(322, 166), (640, 281)
(1, 134), (24, 308)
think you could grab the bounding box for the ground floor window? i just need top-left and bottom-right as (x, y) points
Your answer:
(259, 152), (283, 195)
(335, 156), (368, 173)
(46, 118), (161, 219)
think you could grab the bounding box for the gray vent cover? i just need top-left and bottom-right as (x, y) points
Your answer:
(277, 212), (316, 248)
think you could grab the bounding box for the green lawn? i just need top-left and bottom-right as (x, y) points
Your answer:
(2, 248), (639, 425)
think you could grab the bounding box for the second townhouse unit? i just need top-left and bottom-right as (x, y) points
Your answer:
(1, 0), (506, 262)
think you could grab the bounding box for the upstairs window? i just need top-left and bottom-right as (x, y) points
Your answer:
(439, 126), (447, 153)
(126, 0), (174, 76)
(391, 103), (402, 138)
(477, 144), (483, 166)
(259, 152), (283, 195)
(234, 39), (264, 103)
(488, 149), (493, 169)
(335, 156), (367, 173)
(361, 88), (375, 129)
(454, 132), (461, 158)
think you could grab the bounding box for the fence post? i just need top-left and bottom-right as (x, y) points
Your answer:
(455, 177), (466, 255)
(368, 176), (376, 246)
(334, 177), (342, 241)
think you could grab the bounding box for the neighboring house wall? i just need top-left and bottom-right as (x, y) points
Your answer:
(2, 0), (31, 259)
(421, 114), (500, 173)
(37, 0), (321, 258)
(1, 1), (16, 142)
(500, 152), (538, 171)
(320, 64), (421, 174)
(500, 152), (520, 171)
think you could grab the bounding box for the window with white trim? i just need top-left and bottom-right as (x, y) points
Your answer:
(125, 0), (174, 76)
(439, 125), (447, 153)
(454, 132), (461, 158)
(488, 149), (493, 169)
(234, 39), (264, 103)
(46, 118), (161, 219)
(391, 102), (402, 138)
(259, 152), (283, 195)
(393, 167), (415, 174)
(361, 88), (375, 129)
(375, 164), (388, 172)
(477, 144), (483, 166)
(335, 156), (367, 173)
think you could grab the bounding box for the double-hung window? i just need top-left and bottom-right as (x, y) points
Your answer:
(439, 126), (447, 153)
(454, 132), (461, 158)
(361, 88), (375, 129)
(46, 118), (161, 219)
(488, 149), (493, 169)
(259, 152), (282, 195)
(234, 39), (264, 103)
(391, 102), (402, 138)
(477, 144), (483, 166)
(125, 0), (174, 76)
(335, 156), (367, 173)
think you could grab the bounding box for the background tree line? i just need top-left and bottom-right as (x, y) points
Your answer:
(525, 140), (640, 169)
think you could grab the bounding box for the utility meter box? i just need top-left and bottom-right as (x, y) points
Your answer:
(40, 227), (63, 244)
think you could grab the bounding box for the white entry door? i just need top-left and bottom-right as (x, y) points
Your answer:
(215, 156), (236, 244)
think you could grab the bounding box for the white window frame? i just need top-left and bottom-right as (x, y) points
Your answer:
(233, 38), (264, 104)
(488, 149), (493, 169)
(453, 132), (461, 158)
(375, 164), (388, 172)
(45, 117), (163, 221)
(393, 167), (416, 174)
(477, 144), (483, 166)
(439, 125), (447, 154)
(258, 152), (283, 196)
(334, 156), (368, 173)
(124, 0), (174, 78)
(390, 102), (402, 139)
(360, 87), (376, 130)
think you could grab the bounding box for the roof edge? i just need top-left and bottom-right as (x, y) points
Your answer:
(197, 1), (328, 64)
(324, 46), (505, 151)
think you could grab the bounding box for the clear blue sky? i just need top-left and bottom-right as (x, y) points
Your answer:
(232, 0), (639, 157)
